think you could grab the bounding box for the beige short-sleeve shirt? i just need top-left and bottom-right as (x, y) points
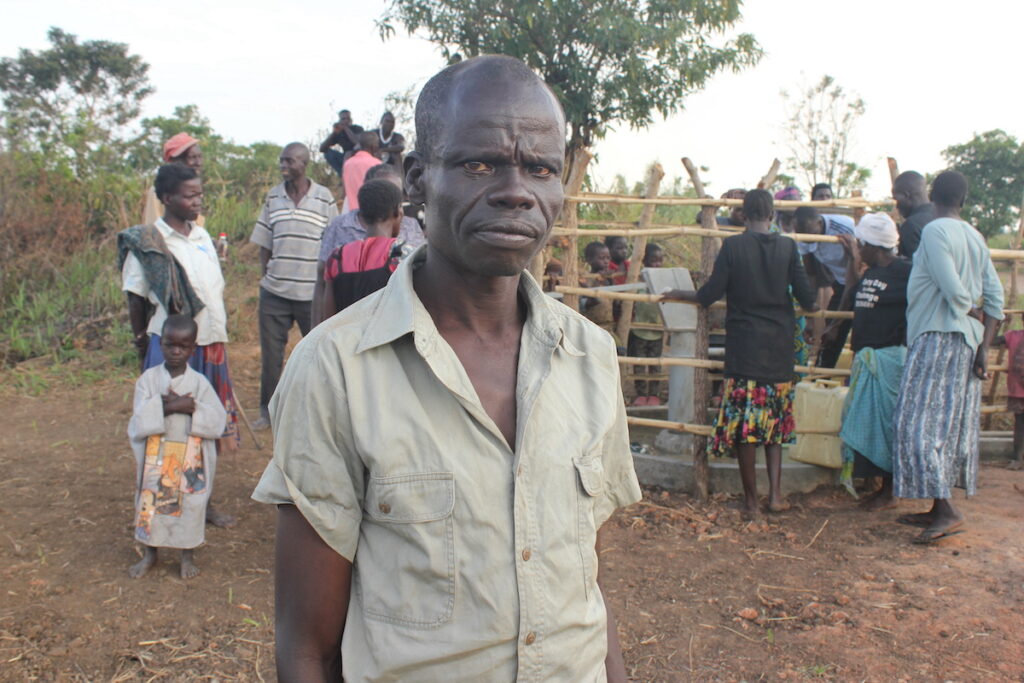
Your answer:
(252, 247), (641, 682)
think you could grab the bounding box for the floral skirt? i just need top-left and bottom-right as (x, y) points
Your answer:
(709, 378), (796, 458)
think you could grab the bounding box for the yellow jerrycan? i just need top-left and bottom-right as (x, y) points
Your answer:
(790, 379), (848, 468)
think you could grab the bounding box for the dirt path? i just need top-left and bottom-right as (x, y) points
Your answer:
(1, 351), (1022, 681)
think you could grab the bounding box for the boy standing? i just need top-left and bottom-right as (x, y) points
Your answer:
(991, 318), (1024, 470)
(628, 243), (665, 406)
(128, 315), (227, 579)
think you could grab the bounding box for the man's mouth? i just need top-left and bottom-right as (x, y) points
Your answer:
(472, 223), (540, 248)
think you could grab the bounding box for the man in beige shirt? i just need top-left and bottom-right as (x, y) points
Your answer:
(253, 55), (641, 682)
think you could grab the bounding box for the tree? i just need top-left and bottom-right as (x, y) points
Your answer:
(781, 75), (871, 195)
(0, 27), (152, 174)
(378, 0), (761, 174)
(942, 130), (1024, 239)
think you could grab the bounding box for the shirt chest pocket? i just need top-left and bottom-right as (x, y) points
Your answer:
(574, 456), (604, 601)
(356, 472), (456, 629)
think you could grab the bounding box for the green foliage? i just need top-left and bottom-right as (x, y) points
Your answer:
(378, 0), (761, 153)
(0, 27), (152, 175)
(782, 75), (871, 195)
(942, 129), (1024, 238)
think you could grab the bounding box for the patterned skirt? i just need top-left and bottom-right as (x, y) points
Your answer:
(893, 332), (980, 499)
(709, 378), (796, 458)
(144, 334), (241, 447)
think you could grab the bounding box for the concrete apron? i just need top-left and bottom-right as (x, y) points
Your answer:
(634, 431), (1015, 495)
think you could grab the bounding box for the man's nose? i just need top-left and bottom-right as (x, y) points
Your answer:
(487, 169), (535, 211)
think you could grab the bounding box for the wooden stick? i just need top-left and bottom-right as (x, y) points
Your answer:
(233, 400), (265, 451)
(758, 159), (782, 190)
(618, 355), (852, 378)
(682, 157), (714, 500)
(887, 158), (900, 184)
(553, 223), (851, 243)
(615, 163), (664, 345)
(559, 147), (593, 311)
(565, 193), (888, 209)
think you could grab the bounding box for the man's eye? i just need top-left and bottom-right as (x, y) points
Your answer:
(463, 161), (494, 174)
(530, 166), (554, 178)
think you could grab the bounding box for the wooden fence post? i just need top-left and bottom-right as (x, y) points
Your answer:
(558, 147), (594, 312)
(614, 163), (665, 344)
(758, 159), (781, 190)
(681, 157), (714, 500)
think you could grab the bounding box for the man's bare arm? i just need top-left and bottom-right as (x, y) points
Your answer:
(275, 504), (352, 682)
(260, 247), (272, 276)
(597, 526), (628, 683)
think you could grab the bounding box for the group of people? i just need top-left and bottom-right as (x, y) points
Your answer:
(116, 108), (424, 578)
(662, 172), (1007, 544)
(109, 53), (1014, 680)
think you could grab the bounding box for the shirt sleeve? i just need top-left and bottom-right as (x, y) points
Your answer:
(326, 191), (339, 222)
(899, 220), (922, 257)
(981, 248), (1005, 321)
(251, 337), (365, 562)
(590, 338), (642, 528)
(189, 373), (228, 440)
(128, 372), (166, 442)
(319, 221), (340, 263)
(122, 252), (150, 298)
(696, 240), (730, 307)
(249, 197), (273, 250)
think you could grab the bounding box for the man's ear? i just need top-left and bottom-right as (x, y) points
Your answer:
(404, 151), (426, 205)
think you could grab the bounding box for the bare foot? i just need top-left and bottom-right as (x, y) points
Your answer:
(205, 505), (236, 529)
(129, 547), (157, 578)
(859, 487), (898, 511)
(1008, 459), (1024, 471)
(180, 550), (200, 579)
(739, 499), (761, 521)
(767, 498), (791, 513)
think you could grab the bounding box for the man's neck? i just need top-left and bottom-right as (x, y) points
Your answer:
(935, 204), (961, 220)
(746, 219), (771, 234)
(413, 248), (525, 338)
(286, 177), (311, 201)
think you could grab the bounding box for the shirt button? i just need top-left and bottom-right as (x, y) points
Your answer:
(522, 548), (532, 561)
(378, 503), (391, 514)
(524, 632), (536, 645)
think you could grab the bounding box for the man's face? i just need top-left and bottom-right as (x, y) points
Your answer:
(413, 75), (565, 277)
(608, 239), (629, 264)
(338, 111), (352, 127)
(812, 186), (833, 201)
(173, 145), (203, 171)
(279, 148), (307, 182)
(381, 113), (395, 136)
(164, 178), (203, 221)
(892, 187), (913, 219)
(796, 216), (823, 235)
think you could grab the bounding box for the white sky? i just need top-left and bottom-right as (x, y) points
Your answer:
(2, 0), (1021, 198)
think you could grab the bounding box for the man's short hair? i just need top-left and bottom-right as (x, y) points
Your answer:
(282, 142), (310, 161)
(931, 170), (968, 208)
(893, 170), (926, 194)
(154, 163), (198, 201)
(604, 235), (627, 249)
(358, 131), (379, 150)
(365, 163), (401, 182)
(358, 179), (403, 224)
(794, 205), (820, 232)
(414, 55), (551, 159)
(584, 241), (608, 260)
(811, 182), (833, 199)
(162, 313), (198, 340)
(743, 189), (774, 222)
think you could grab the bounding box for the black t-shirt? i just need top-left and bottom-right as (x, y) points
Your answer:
(850, 258), (911, 351)
(897, 203), (935, 258)
(697, 231), (817, 383)
(334, 124), (364, 152)
(370, 128), (406, 167)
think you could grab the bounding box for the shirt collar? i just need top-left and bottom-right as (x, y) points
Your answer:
(154, 217), (199, 240)
(357, 245), (582, 357)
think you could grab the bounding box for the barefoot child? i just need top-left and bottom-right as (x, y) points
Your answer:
(128, 315), (226, 579)
(628, 243), (665, 406)
(991, 316), (1024, 470)
(663, 190), (817, 517)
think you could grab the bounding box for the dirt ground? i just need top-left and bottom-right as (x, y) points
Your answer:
(2, 342), (1023, 682)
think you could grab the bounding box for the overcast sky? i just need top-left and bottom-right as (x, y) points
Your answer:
(2, 0), (1021, 198)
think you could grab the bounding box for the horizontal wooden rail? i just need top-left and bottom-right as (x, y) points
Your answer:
(567, 193), (889, 209)
(554, 224), (842, 243)
(618, 355), (852, 378)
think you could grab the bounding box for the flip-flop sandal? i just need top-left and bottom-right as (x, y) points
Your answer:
(912, 523), (965, 545)
(897, 513), (934, 528)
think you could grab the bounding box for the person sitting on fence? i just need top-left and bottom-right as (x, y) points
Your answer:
(716, 188), (746, 227)
(811, 183), (833, 201)
(892, 171), (1003, 544)
(605, 235), (631, 284)
(990, 317), (1024, 471)
(628, 243), (665, 406)
(662, 189), (818, 519)
(127, 315), (227, 580)
(321, 180), (412, 318)
(795, 206), (855, 368)
(581, 241), (616, 333)
(834, 213), (912, 510)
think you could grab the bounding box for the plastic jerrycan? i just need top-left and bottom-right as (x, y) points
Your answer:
(790, 379), (849, 468)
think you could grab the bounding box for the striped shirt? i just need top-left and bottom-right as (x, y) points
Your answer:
(250, 181), (338, 301)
